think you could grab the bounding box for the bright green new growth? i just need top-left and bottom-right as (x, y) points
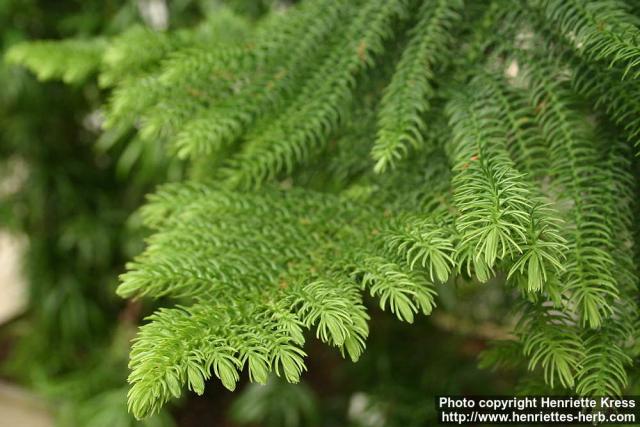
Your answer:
(8, 0), (640, 420)
(119, 182), (449, 417)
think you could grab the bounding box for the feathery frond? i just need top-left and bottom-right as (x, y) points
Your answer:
(372, 0), (462, 172)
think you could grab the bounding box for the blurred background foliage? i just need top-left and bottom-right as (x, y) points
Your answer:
(0, 1), (517, 426)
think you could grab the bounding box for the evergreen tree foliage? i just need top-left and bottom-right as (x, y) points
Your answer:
(1, 1), (263, 425)
(8, 0), (640, 421)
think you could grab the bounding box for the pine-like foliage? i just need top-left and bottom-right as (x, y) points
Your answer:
(9, 0), (640, 420)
